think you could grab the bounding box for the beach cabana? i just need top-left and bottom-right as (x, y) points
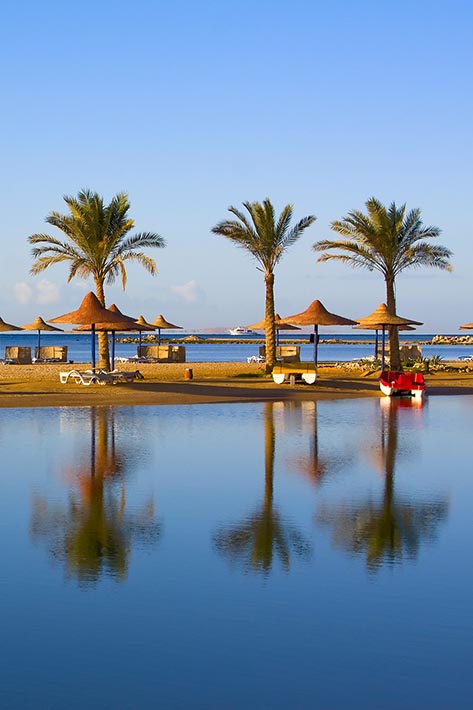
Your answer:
(50, 292), (130, 370)
(356, 303), (422, 370)
(151, 314), (182, 346)
(22, 315), (64, 358)
(280, 300), (357, 366)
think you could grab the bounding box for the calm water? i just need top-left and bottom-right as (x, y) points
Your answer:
(0, 398), (471, 709)
(1, 332), (471, 363)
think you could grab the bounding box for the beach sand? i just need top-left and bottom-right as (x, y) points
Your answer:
(1, 361), (473, 408)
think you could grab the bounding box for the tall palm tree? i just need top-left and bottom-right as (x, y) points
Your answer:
(28, 189), (166, 369)
(313, 197), (452, 369)
(212, 199), (316, 371)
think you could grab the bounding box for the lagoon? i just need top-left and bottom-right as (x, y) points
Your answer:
(0, 398), (471, 708)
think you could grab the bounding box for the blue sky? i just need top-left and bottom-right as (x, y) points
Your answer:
(1, 0), (471, 332)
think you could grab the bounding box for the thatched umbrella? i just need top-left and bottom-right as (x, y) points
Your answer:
(135, 315), (157, 348)
(21, 315), (64, 355)
(459, 322), (473, 329)
(74, 304), (148, 370)
(151, 314), (182, 346)
(50, 292), (129, 369)
(246, 313), (301, 346)
(0, 317), (22, 332)
(280, 300), (357, 366)
(356, 303), (422, 369)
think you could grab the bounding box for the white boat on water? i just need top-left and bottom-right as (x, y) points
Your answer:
(229, 326), (258, 336)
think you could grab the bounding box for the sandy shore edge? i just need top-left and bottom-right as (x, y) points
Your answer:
(1, 361), (473, 408)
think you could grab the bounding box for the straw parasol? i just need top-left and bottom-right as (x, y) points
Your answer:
(21, 315), (63, 354)
(356, 303), (423, 369)
(50, 292), (130, 369)
(0, 317), (22, 332)
(74, 304), (147, 370)
(246, 313), (301, 346)
(280, 300), (357, 366)
(459, 322), (473, 329)
(134, 315), (157, 347)
(151, 314), (182, 346)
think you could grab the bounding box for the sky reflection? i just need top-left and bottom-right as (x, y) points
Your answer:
(0, 398), (470, 709)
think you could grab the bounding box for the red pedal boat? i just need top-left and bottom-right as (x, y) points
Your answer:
(379, 370), (425, 399)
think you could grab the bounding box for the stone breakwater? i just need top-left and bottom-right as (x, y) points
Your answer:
(431, 335), (473, 345)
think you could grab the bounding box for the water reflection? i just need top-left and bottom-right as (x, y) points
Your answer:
(30, 407), (161, 585)
(284, 401), (353, 486)
(213, 402), (312, 574)
(317, 399), (449, 571)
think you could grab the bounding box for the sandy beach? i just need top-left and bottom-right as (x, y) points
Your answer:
(1, 360), (473, 408)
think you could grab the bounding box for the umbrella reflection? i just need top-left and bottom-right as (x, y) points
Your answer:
(284, 401), (353, 486)
(316, 399), (449, 571)
(30, 407), (161, 585)
(213, 402), (312, 574)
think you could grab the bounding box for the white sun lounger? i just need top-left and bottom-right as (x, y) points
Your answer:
(59, 370), (111, 386)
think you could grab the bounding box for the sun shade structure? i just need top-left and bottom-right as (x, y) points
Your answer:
(246, 313), (301, 346)
(280, 300), (357, 366)
(151, 314), (182, 345)
(0, 317), (22, 332)
(21, 315), (63, 353)
(133, 315), (157, 347)
(459, 322), (473, 329)
(355, 303), (423, 369)
(74, 304), (147, 370)
(50, 292), (130, 369)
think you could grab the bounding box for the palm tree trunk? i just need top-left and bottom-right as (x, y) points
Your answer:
(94, 279), (111, 371)
(385, 277), (401, 370)
(264, 271), (276, 372)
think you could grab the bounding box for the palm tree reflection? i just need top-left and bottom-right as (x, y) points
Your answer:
(213, 402), (311, 574)
(31, 407), (161, 585)
(317, 399), (448, 571)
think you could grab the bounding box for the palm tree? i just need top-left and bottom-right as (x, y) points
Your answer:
(28, 189), (166, 369)
(313, 197), (452, 369)
(212, 199), (316, 371)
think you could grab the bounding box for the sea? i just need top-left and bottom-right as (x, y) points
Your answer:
(0, 397), (471, 708)
(0, 331), (471, 363)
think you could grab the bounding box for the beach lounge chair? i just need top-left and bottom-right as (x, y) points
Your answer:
(108, 369), (144, 383)
(59, 369), (111, 385)
(247, 354), (265, 363)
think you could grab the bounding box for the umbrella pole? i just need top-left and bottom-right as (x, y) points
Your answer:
(381, 326), (386, 370)
(375, 329), (379, 358)
(314, 325), (319, 367)
(111, 331), (116, 371)
(158, 328), (161, 346)
(91, 324), (96, 370)
(37, 329), (41, 359)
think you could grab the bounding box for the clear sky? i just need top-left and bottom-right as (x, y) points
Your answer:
(1, 0), (471, 333)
